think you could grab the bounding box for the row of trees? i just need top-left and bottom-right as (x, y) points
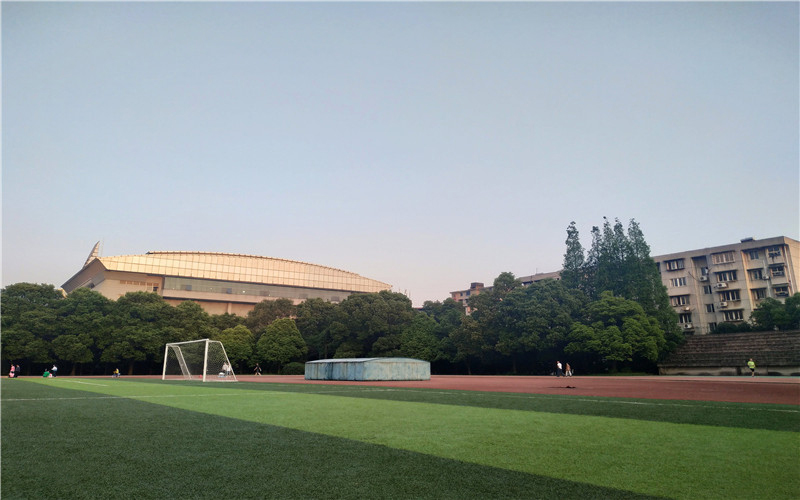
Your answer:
(4, 219), (794, 376)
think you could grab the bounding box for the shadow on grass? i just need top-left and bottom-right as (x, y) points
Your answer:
(2, 381), (663, 500)
(198, 380), (798, 432)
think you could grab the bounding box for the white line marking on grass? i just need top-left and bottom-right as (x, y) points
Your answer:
(63, 380), (110, 387)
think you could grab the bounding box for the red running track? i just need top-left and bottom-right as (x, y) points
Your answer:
(236, 374), (800, 405)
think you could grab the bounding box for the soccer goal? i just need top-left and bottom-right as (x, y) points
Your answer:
(162, 339), (237, 382)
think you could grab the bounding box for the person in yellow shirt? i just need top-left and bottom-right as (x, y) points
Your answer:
(747, 358), (756, 377)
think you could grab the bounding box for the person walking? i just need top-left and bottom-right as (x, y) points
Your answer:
(254, 363), (262, 376)
(9, 363), (15, 378)
(51, 364), (58, 378)
(565, 362), (572, 377)
(556, 361), (564, 377)
(14, 364), (21, 378)
(747, 358), (756, 377)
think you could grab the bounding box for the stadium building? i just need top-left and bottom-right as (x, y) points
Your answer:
(62, 243), (392, 316)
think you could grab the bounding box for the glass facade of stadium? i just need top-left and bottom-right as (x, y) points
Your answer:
(62, 245), (392, 316)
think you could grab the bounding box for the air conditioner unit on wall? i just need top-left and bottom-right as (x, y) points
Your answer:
(683, 323), (693, 329)
(714, 283), (728, 289)
(699, 276), (708, 282)
(720, 302), (728, 308)
(683, 306), (691, 311)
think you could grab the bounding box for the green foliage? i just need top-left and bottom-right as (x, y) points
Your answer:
(214, 324), (254, 371)
(711, 322), (754, 334)
(561, 221), (586, 292)
(566, 291), (666, 371)
(280, 361), (306, 375)
(398, 313), (443, 362)
(245, 298), (296, 338)
(333, 290), (415, 358)
(256, 318), (307, 371)
(749, 294), (800, 331)
(295, 298), (337, 359)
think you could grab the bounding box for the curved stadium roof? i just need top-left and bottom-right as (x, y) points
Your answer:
(70, 248), (391, 294)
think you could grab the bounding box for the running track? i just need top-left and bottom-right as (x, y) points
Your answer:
(236, 374), (800, 405)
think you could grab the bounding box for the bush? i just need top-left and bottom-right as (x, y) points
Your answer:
(280, 362), (305, 375)
(711, 322), (753, 334)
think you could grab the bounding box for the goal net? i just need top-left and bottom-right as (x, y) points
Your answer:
(162, 339), (237, 382)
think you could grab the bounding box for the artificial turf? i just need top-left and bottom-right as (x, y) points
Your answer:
(2, 378), (798, 499)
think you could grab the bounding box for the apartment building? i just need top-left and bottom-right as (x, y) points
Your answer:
(448, 236), (798, 334)
(653, 236), (799, 335)
(450, 271), (561, 309)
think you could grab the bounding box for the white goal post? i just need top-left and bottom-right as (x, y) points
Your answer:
(162, 339), (237, 382)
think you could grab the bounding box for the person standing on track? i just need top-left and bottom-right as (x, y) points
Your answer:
(747, 358), (756, 377)
(556, 361), (564, 377)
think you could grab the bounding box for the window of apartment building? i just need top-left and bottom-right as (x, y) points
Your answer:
(751, 288), (767, 300)
(767, 246), (782, 258)
(706, 304), (715, 313)
(749, 269), (764, 280)
(715, 270), (737, 282)
(748, 250), (760, 260)
(770, 265), (785, 277)
(719, 289), (741, 301)
(722, 310), (744, 321)
(664, 259), (685, 271)
(774, 286), (790, 297)
(669, 277), (687, 287)
(670, 295), (690, 306)
(711, 251), (735, 265)
(703, 285), (712, 294)
(708, 322), (717, 331)
(700, 267), (709, 276)
(678, 313), (692, 323)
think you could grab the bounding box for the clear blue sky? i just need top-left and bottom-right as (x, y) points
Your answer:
(3, 2), (798, 306)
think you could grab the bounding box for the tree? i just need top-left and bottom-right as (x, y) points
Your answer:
(333, 291), (415, 358)
(52, 334), (94, 375)
(496, 279), (587, 373)
(1, 283), (64, 329)
(255, 319), (307, 372)
(750, 294), (800, 331)
(245, 298), (296, 338)
(398, 313), (443, 362)
(295, 298), (338, 359)
(211, 313), (244, 332)
(104, 292), (176, 374)
(564, 218), (682, 358)
(565, 292), (666, 372)
(561, 221), (586, 292)
(465, 272), (523, 372)
(214, 324), (255, 372)
(172, 300), (217, 341)
(1, 283), (64, 373)
(55, 288), (114, 374)
(448, 316), (485, 375)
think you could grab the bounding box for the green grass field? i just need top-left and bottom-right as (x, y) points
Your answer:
(2, 378), (798, 499)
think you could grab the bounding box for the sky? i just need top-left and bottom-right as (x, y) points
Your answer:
(2, 1), (798, 307)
